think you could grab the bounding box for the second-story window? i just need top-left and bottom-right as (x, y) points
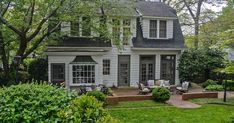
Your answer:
(149, 20), (157, 38)
(82, 17), (91, 36)
(159, 20), (167, 38)
(123, 19), (131, 45)
(112, 19), (121, 44)
(71, 21), (79, 36)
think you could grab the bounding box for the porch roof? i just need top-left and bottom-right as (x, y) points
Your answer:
(70, 56), (97, 64)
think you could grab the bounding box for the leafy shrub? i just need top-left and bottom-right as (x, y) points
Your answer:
(223, 80), (234, 91)
(205, 85), (224, 91)
(59, 95), (109, 122)
(0, 83), (78, 122)
(152, 87), (171, 102)
(178, 48), (224, 82)
(28, 58), (48, 81)
(86, 90), (107, 102)
(202, 79), (218, 88)
(229, 115), (234, 123)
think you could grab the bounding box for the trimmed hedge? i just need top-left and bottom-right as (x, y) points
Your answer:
(0, 83), (78, 122)
(205, 85), (223, 91)
(86, 90), (107, 102)
(152, 87), (171, 102)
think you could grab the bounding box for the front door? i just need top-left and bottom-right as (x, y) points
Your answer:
(140, 56), (155, 85)
(118, 55), (130, 86)
(160, 55), (176, 84)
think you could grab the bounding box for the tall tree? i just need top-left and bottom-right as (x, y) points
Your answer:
(0, 0), (133, 81)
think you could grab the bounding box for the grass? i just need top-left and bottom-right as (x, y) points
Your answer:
(106, 100), (169, 109)
(107, 100), (234, 123)
(191, 97), (234, 106)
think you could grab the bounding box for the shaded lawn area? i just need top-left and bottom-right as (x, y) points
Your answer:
(107, 100), (234, 123)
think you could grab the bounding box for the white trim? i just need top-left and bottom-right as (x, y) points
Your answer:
(143, 16), (177, 20)
(148, 19), (169, 39)
(45, 52), (108, 56)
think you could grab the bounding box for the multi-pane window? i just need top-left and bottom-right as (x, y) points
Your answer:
(82, 17), (91, 36)
(51, 63), (65, 83)
(159, 20), (167, 38)
(103, 59), (110, 75)
(149, 20), (157, 38)
(112, 19), (121, 44)
(123, 19), (131, 45)
(149, 20), (167, 38)
(70, 21), (79, 36)
(72, 65), (95, 84)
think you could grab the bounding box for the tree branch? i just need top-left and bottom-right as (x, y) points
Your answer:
(22, 22), (61, 59)
(183, 0), (196, 20)
(24, 0), (35, 33)
(0, 15), (23, 37)
(26, 0), (65, 42)
(1, 0), (11, 16)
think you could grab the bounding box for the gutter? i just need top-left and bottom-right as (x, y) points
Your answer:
(131, 47), (186, 51)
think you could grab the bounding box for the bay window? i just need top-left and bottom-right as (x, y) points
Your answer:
(72, 65), (95, 84)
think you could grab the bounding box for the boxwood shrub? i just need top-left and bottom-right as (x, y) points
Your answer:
(0, 83), (78, 122)
(86, 90), (107, 102)
(205, 85), (223, 91)
(152, 87), (171, 102)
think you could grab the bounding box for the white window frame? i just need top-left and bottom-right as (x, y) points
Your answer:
(103, 59), (110, 75)
(112, 19), (132, 45)
(149, 19), (168, 39)
(70, 64), (95, 86)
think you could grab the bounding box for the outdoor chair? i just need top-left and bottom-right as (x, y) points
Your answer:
(137, 82), (150, 95)
(176, 81), (189, 94)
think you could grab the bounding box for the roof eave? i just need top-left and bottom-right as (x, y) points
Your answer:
(131, 47), (186, 51)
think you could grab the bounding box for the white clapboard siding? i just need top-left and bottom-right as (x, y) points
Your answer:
(48, 49), (181, 88)
(142, 18), (149, 38)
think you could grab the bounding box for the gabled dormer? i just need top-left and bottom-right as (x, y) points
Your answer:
(132, 1), (186, 49)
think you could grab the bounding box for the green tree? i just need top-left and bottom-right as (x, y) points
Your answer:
(178, 48), (224, 82)
(199, 0), (234, 48)
(0, 0), (133, 84)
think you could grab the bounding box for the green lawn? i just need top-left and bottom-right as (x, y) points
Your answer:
(107, 100), (234, 123)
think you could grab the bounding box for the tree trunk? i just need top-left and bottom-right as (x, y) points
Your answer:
(0, 24), (10, 76)
(194, 19), (199, 48)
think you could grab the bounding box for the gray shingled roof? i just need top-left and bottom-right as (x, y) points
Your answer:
(136, 1), (177, 18)
(132, 19), (186, 49)
(47, 1), (184, 49)
(48, 37), (111, 47)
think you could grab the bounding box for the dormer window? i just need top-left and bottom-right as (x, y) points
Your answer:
(71, 21), (79, 36)
(149, 20), (167, 39)
(112, 19), (131, 45)
(159, 20), (167, 38)
(82, 17), (91, 36)
(123, 19), (131, 45)
(149, 20), (157, 38)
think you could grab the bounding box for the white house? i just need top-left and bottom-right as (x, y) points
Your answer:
(45, 1), (186, 88)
